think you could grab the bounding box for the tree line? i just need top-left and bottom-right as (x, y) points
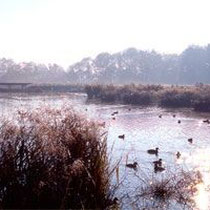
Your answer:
(1, 44), (210, 84)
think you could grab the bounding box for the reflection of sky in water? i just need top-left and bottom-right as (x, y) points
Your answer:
(1, 93), (210, 209)
(183, 149), (210, 210)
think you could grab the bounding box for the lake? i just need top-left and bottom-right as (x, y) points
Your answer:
(1, 92), (210, 209)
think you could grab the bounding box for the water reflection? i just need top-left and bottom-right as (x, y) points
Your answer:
(185, 149), (210, 210)
(88, 102), (210, 209)
(195, 183), (209, 210)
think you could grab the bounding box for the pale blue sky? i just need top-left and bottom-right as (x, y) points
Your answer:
(0, 0), (210, 67)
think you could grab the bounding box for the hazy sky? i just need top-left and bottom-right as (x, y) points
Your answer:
(0, 0), (210, 67)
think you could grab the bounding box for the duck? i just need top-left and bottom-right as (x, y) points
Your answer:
(109, 197), (119, 208)
(178, 120), (181, 124)
(126, 162), (138, 170)
(118, 134), (125, 140)
(112, 117), (116, 120)
(147, 147), (159, 156)
(153, 158), (162, 167)
(188, 138), (193, 143)
(176, 151), (181, 159)
(203, 119), (210, 124)
(112, 197), (119, 204)
(111, 111), (119, 116)
(173, 114), (176, 118)
(159, 115), (162, 118)
(154, 163), (165, 173)
(128, 108), (131, 111)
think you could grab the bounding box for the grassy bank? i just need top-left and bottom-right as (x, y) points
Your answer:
(0, 107), (112, 209)
(26, 84), (85, 93)
(85, 84), (210, 112)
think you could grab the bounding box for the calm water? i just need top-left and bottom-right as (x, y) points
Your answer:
(1, 92), (210, 209)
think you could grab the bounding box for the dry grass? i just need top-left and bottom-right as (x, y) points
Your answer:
(132, 170), (202, 209)
(0, 107), (112, 209)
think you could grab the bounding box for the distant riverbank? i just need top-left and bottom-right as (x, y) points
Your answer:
(2, 83), (210, 112)
(0, 83), (85, 93)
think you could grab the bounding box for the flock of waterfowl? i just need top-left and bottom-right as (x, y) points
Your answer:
(112, 109), (210, 174)
(92, 107), (209, 174)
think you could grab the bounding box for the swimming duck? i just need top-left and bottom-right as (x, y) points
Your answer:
(203, 119), (210, 124)
(153, 158), (162, 167)
(118, 134), (125, 140)
(159, 115), (162, 118)
(188, 138), (193, 143)
(154, 163), (165, 173)
(112, 197), (119, 204)
(178, 120), (181, 124)
(109, 197), (119, 208)
(176, 152), (181, 159)
(147, 147), (159, 155)
(111, 111), (119, 116)
(173, 114), (176, 118)
(126, 162), (138, 170)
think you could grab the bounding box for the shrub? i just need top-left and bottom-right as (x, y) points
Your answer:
(0, 107), (111, 209)
(134, 170), (202, 209)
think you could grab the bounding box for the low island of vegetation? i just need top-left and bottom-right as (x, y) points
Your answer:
(85, 84), (210, 112)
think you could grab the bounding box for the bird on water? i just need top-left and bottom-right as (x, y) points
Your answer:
(118, 134), (125, 140)
(147, 147), (159, 156)
(126, 162), (138, 170)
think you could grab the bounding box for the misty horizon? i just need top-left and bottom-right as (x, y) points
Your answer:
(1, 0), (210, 67)
(1, 43), (210, 85)
(1, 43), (210, 69)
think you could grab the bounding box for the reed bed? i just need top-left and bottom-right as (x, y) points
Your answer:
(85, 84), (210, 111)
(0, 107), (112, 209)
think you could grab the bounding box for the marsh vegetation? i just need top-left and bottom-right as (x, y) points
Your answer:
(85, 84), (210, 112)
(0, 107), (112, 209)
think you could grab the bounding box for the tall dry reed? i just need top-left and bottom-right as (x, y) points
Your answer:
(0, 107), (111, 209)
